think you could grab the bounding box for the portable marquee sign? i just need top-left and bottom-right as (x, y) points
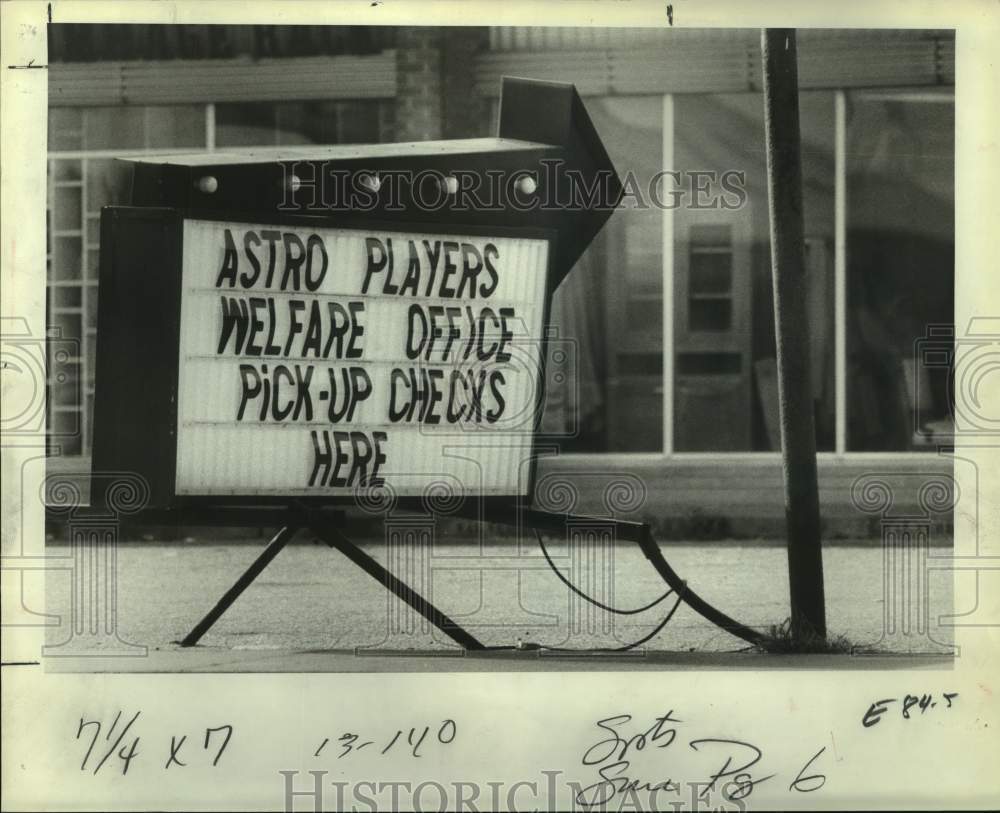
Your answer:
(85, 77), (767, 655)
(91, 78), (623, 510)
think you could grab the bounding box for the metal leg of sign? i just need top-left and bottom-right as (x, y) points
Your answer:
(178, 525), (300, 647)
(309, 518), (486, 652)
(632, 525), (764, 647)
(470, 503), (765, 647)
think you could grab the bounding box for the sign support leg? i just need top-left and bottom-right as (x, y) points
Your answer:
(310, 519), (485, 651)
(179, 525), (299, 647)
(453, 503), (764, 646)
(174, 506), (762, 653)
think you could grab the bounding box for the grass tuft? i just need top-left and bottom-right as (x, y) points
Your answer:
(752, 617), (855, 654)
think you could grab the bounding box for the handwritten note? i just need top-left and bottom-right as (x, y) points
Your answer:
(575, 712), (827, 807)
(75, 710), (233, 775)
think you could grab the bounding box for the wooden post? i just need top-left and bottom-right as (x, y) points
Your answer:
(760, 29), (827, 641)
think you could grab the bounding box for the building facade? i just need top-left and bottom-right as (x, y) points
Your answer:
(45, 25), (957, 535)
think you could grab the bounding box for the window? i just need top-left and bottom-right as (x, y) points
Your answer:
(672, 91), (837, 452)
(46, 104), (208, 456)
(545, 87), (951, 456)
(845, 93), (955, 450)
(688, 225), (735, 331)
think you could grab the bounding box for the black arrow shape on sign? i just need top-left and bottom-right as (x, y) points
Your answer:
(497, 76), (623, 288)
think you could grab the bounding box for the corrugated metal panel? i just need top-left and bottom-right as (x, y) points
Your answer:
(793, 41), (945, 90)
(489, 27), (758, 52)
(49, 23), (397, 63)
(477, 52), (615, 96)
(49, 53), (397, 107)
(611, 47), (760, 94)
(478, 31), (955, 95)
(488, 27), (952, 52)
(48, 62), (125, 106)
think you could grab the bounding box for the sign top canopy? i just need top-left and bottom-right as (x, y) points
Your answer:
(124, 77), (622, 290)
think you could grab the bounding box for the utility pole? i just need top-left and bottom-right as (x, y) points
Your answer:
(760, 28), (827, 641)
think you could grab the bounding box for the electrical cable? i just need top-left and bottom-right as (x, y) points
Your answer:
(480, 590), (684, 653)
(475, 532), (686, 653)
(548, 590), (685, 652)
(534, 530), (674, 615)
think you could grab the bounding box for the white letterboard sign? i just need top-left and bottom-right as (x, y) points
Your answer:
(173, 219), (550, 497)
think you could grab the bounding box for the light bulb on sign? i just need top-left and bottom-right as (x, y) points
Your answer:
(515, 175), (537, 196)
(358, 173), (381, 193)
(195, 175), (219, 194)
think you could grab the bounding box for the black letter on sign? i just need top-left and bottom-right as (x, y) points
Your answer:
(309, 430), (332, 487)
(285, 299), (306, 355)
(362, 237), (387, 294)
(480, 243), (499, 297)
(215, 229), (239, 287)
(399, 240), (421, 296)
(457, 243), (483, 299)
(496, 307), (515, 362)
(405, 305), (427, 360)
(347, 302), (365, 359)
(486, 370), (506, 423)
(273, 365), (295, 421)
(439, 241), (459, 297)
(388, 368), (409, 423)
(325, 302), (350, 359)
(241, 231), (262, 287)
(281, 232), (306, 291)
(218, 297), (250, 354)
(370, 432), (388, 487)
(347, 367), (372, 421)
(261, 230), (281, 288)
(422, 240), (442, 297)
(237, 364), (262, 421)
(304, 234), (328, 292)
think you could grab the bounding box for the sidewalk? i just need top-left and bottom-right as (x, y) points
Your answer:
(43, 646), (953, 673)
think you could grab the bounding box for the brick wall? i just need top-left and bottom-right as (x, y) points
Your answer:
(441, 28), (491, 138)
(394, 27), (490, 142)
